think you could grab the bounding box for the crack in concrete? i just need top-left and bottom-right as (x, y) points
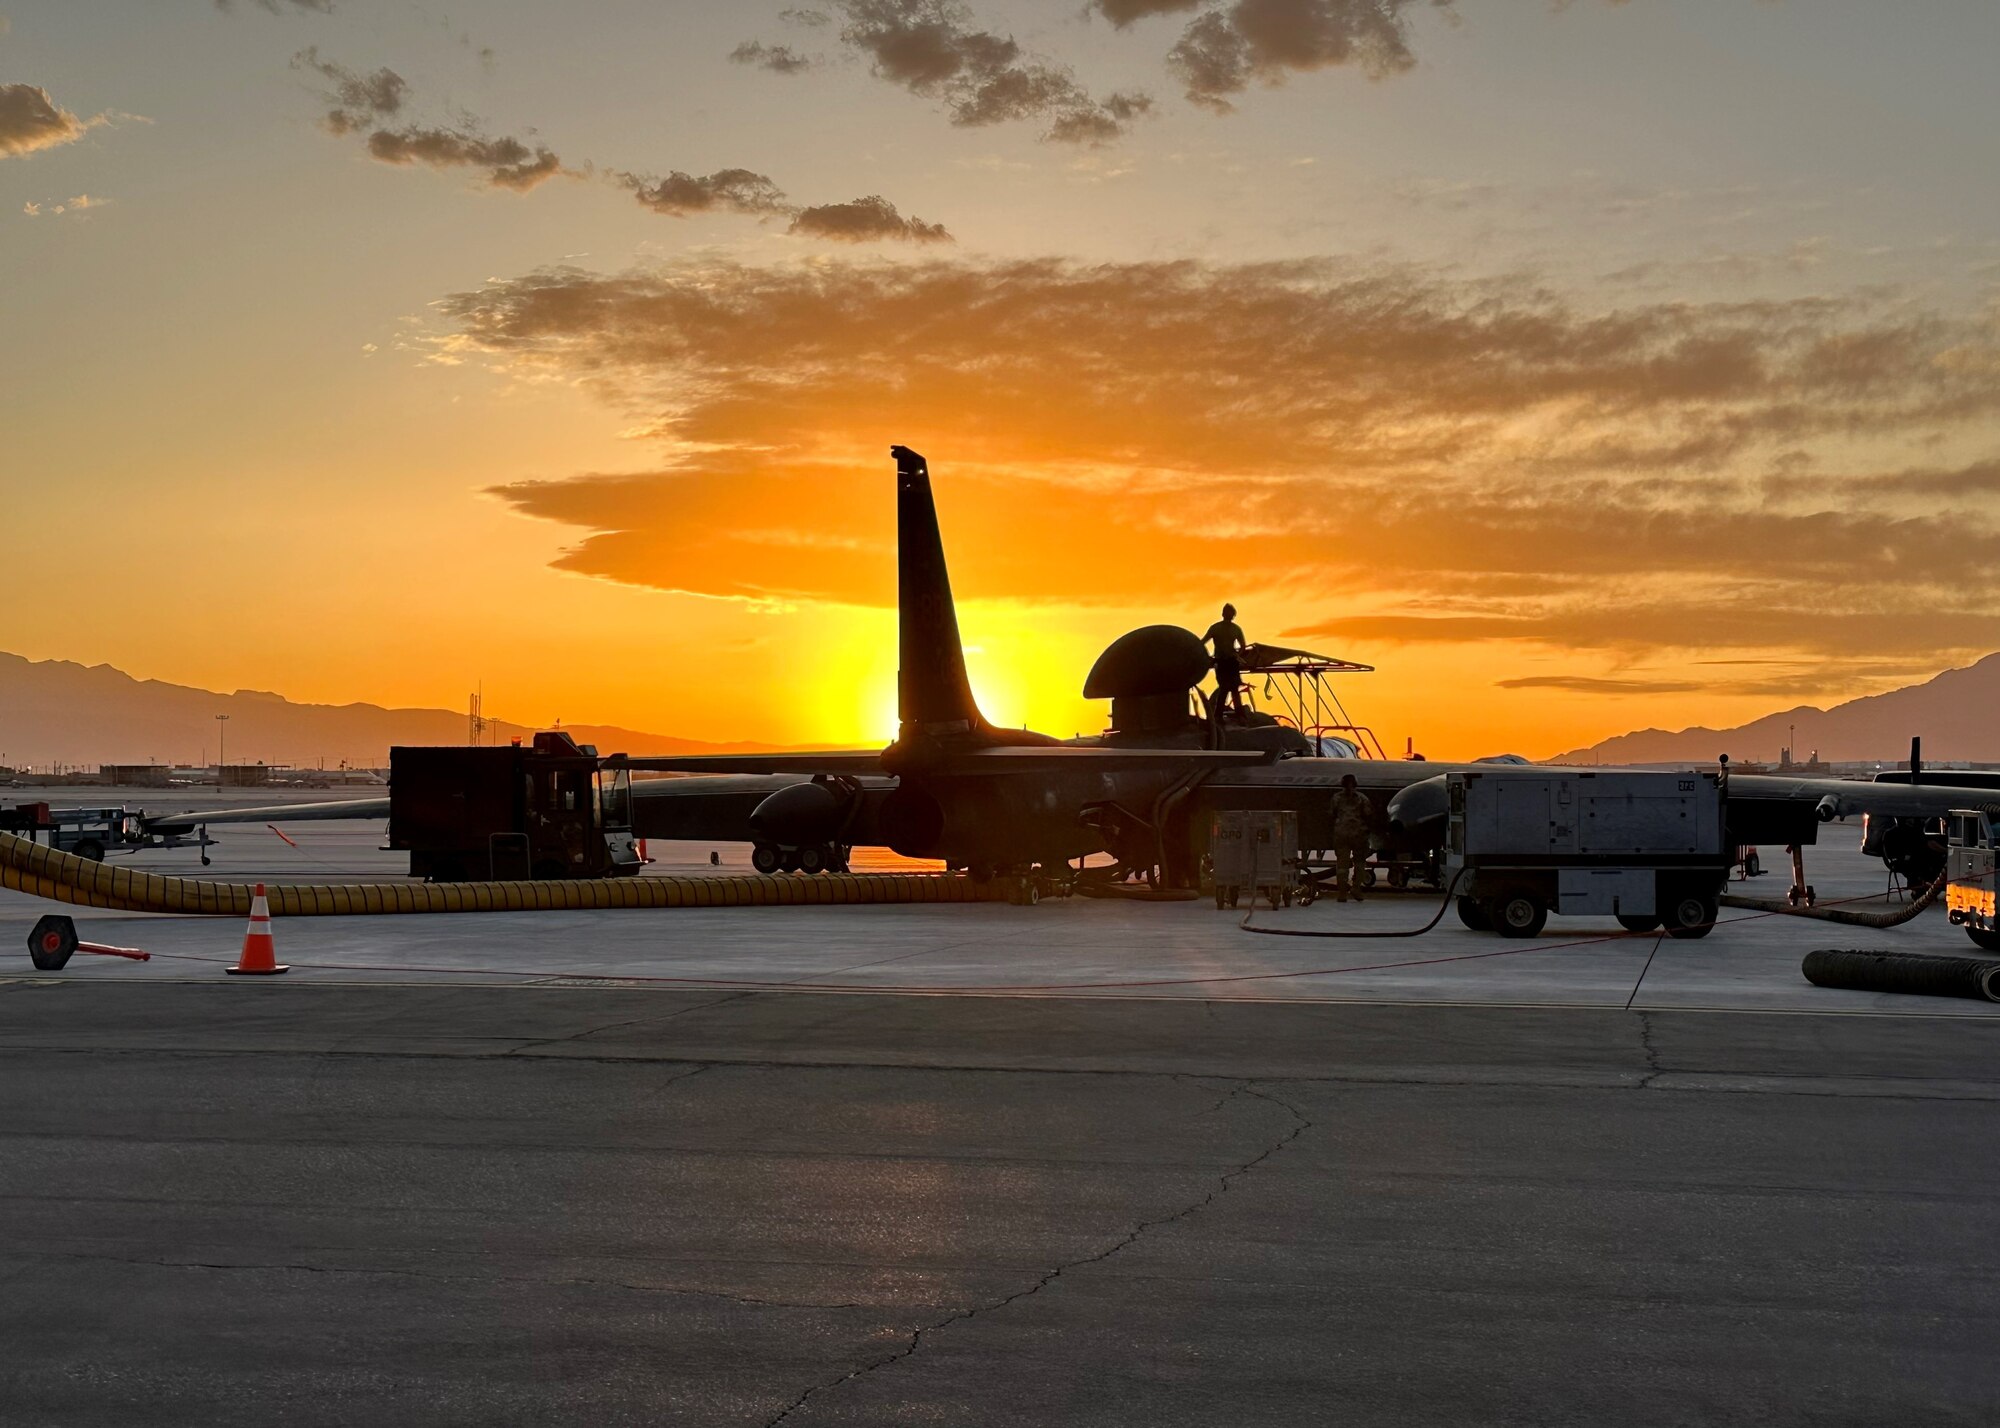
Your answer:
(1171, 1072), (1242, 1121)
(1635, 1010), (1664, 1089)
(24, 1248), (865, 1311)
(500, 1015), (658, 1056)
(761, 1081), (1312, 1427)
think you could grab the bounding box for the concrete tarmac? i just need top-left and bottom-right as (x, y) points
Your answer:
(2, 987), (1998, 1426)
(5, 798), (1999, 1422)
(4, 815), (1995, 1015)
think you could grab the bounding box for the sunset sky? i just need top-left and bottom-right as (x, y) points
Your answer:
(6, 1), (1999, 759)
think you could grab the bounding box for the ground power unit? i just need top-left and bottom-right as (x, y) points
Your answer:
(1446, 769), (1730, 938)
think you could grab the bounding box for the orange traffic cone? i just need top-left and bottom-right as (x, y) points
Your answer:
(226, 884), (288, 976)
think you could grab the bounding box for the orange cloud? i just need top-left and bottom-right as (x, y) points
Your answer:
(440, 255), (2000, 666)
(0, 84), (105, 159)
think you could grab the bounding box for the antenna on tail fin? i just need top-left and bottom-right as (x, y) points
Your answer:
(891, 445), (986, 734)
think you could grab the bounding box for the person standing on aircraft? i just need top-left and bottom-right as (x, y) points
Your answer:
(1205, 604), (1248, 714)
(1328, 773), (1373, 903)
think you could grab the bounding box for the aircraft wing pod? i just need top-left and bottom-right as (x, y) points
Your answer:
(145, 797), (391, 832)
(609, 752), (888, 776)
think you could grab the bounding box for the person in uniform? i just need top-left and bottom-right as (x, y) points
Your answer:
(1328, 773), (1373, 903)
(1204, 603), (1248, 714)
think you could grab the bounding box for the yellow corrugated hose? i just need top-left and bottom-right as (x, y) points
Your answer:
(0, 832), (1000, 916)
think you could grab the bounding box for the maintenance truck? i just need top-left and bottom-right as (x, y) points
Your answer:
(1945, 809), (2000, 952)
(1446, 769), (1730, 939)
(388, 732), (642, 882)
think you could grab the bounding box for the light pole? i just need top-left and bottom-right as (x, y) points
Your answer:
(215, 714), (230, 782)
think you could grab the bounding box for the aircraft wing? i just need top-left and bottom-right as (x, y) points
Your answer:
(1379, 768), (2000, 839)
(1729, 774), (2000, 821)
(145, 797), (391, 832)
(944, 746), (1270, 772)
(611, 752), (888, 776)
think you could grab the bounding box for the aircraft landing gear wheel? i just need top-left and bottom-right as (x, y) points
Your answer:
(797, 844), (826, 875)
(1967, 927), (2000, 953)
(1616, 914), (1662, 933)
(752, 844), (782, 875)
(779, 850), (802, 874)
(1663, 892), (1717, 940)
(1456, 896), (1491, 931)
(1492, 892), (1547, 938)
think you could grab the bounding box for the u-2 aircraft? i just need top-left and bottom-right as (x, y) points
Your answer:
(617, 446), (2000, 894)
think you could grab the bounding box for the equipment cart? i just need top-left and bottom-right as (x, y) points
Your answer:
(1208, 808), (1302, 909)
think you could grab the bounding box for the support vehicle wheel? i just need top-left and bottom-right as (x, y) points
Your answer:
(1966, 927), (2000, 953)
(1456, 896), (1491, 932)
(1388, 866), (1409, 889)
(73, 840), (105, 863)
(797, 844), (826, 875)
(1359, 867), (1378, 889)
(1492, 892), (1548, 939)
(1616, 914), (1662, 933)
(751, 845), (782, 875)
(1216, 887), (1228, 910)
(1663, 892), (1717, 940)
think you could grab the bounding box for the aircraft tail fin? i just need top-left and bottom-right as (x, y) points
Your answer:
(891, 446), (986, 734)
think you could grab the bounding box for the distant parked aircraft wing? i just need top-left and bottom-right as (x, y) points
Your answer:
(145, 797), (391, 832)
